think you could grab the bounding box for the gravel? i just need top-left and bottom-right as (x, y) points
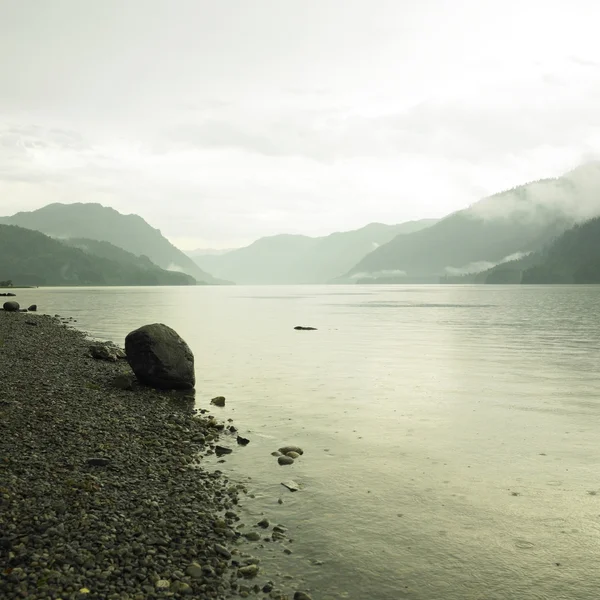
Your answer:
(0, 311), (288, 599)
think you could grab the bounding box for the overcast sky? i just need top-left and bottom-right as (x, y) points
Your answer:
(1, 0), (600, 249)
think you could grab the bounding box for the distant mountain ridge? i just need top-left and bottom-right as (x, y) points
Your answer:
(0, 225), (196, 286)
(441, 214), (600, 285)
(344, 163), (600, 282)
(192, 219), (438, 284)
(187, 248), (236, 258)
(0, 203), (227, 284)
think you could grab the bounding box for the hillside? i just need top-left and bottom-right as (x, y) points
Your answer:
(440, 253), (541, 284)
(194, 220), (437, 284)
(65, 237), (171, 270)
(521, 217), (600, 283)
(0, 225), (196, 286)
(344, 163), (600, 282)
(0, 203), (226, 284)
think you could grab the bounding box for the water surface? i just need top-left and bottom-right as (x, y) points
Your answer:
(13, 285), (600, 599)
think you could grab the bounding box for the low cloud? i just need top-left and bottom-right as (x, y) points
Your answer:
(466, 162), (600, 224)
(350, 269), (407, 280)
(445, 252), (532, 276)
(166, 263), (186, 272)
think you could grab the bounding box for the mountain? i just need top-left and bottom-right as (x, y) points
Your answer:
(440, 252), (541, 284)
(0, 203), (226, 284)
(0, 225), (196, 286)
(442, 215), (600, 284)
(63, 237), (199, 277)
(344, 163), (600, 282)
(521, 216), (600, 283)
(187, 248), (236, 258)
(193, 220), (438, 284)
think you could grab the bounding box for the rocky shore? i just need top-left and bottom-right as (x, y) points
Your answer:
(0, 311), (296, 599)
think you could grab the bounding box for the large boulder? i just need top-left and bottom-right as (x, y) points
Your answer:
(3, 301), (19, 312)
(125, 324), (195, 390)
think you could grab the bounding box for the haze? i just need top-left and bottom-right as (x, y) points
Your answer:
(1, 0), (600, 249)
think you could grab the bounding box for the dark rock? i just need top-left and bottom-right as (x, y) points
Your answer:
(238, 564), (259, 578)
(294, 593), (313, 600)
(215, 544), (232, 559)
(286, 451), (300, 459)
(125, 323), (195, 390)
(257, 518), (269, 529)
(0, 292), (16, 297)
(215, 445), (233, 457)
(27, 304), (37, 312)
(87, 457), (111, 467)
(3, 301), (19, 312)
(90, 344), (126, 361)
(278, 456), (294, 466)
(211, 396), (226, 407)
(0, 537), (12, 550)
(279, 445), (304, 455)
(25, 320), (38, 326)
(170, 581), (192, 595)
(243, 531), (261, 541)
(294, 326), (317, 331)
(236, 436), (250, 446)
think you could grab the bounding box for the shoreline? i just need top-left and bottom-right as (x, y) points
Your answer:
(0, 311), (297, 599)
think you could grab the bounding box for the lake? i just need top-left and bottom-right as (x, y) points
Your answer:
(12, 284), (600, 599)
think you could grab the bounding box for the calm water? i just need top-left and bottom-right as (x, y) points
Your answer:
(12, 285), (600, 599)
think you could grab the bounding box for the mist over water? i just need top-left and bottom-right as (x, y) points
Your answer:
(16, 284), (600, 599)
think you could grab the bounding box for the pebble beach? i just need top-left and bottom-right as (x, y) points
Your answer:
(0, 310), (299, 600)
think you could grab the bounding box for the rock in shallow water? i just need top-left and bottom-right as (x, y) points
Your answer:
(238, 564), (260, 578)
(210, 395), (226, 406)
(3, 301), (19, 312)
(281, 480), (300, 492)
(279, 445), (304, 455)
(125, 323), (195, 390)
(278, 456), (294, 466)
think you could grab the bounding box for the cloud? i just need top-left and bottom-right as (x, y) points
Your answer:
(2, 1), (600, 248)
(166, 263), (186, 272)
(350, 269), (407, 280)
(467, 162), (600, 223)
(444, 252), (532, 276)
(569, 56), (600, 68)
